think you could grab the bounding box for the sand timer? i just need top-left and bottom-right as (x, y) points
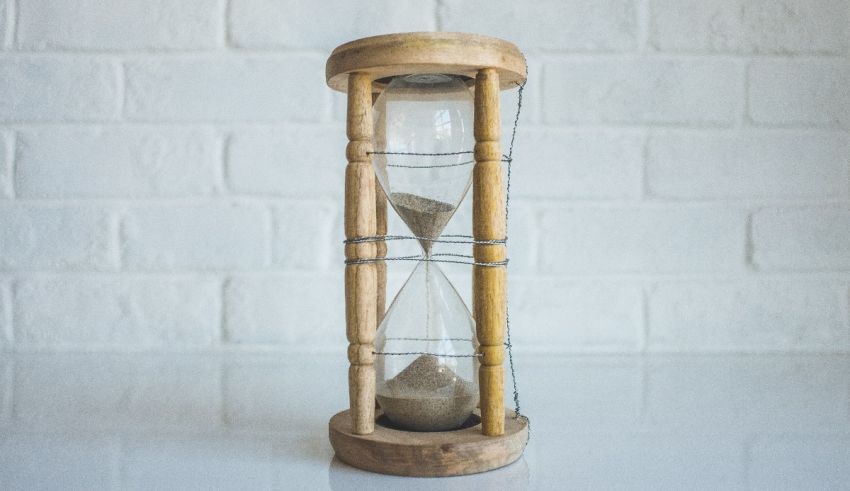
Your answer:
(326, 32), (528, 477)
(372, 73), (478, 432)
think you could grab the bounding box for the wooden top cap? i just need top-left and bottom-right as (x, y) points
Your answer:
(326, 32), (526, 93)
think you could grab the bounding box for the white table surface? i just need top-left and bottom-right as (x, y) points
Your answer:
(0, 353), (848, 490)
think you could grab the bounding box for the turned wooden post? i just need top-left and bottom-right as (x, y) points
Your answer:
(473, 68), (506, 436)
(345, 72), (377, 435)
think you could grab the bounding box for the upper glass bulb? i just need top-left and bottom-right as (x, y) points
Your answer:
(372, 74), (474, 255)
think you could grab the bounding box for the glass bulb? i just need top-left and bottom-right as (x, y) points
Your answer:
(372, 74), (474, 255)
(372, 74), (478, 432)
(375, 261), (478, 432)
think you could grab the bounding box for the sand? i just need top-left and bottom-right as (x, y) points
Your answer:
(377, 354), (477, 432)
(390, 192), (455, 255)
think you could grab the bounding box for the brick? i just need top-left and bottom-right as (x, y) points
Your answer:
(539, 206), (746, 273)
(125, 57), (327, 122)
(122, 436), (274, 490)
(16, 128), (219, 198)
(504, 202), (538, 274)
(645, 356), (850, 431)
(749, 60), (850, 128)
(0, 281), (9, 351)
(501, 58), (542, 126)
(14, 277), (220, 349)
(14, 355), (221, 428)
(16, 0), (222, 50)
(512, 278), (642, 350)
(521, 356), (642, 430)
(647, 130), (850, 199)
(512, 129), (643, 199)
(0, 0), (7, 49)
(0, 58), (119, 121)
(0, 358), (8, 425)
(229, 0), (434, 49)
(545, 59), (740, 125)
(228, 126), (343, 197)
(752, 206), (850, 270)
(0, 435), (114, 490)
(749, 436), (850, 490)
(122, 203), (269, 270)
(224, 274), (344, 347)
(0, 206), (115, 270)
(223, 357), (348, 430)
(441, 0), (638, 51)
(0, 132), (10, 198)
(648, 281), (849, 351)
(651, 0), (850, 54)
(272, 201), (337, 271)
(438, 196), (537, 274)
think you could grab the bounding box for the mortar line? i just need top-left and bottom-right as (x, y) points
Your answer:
(115, 207), (128, 271)
(2, 120), (843, 132)
(736, 58), (748, 130)
(7, 278), (15, 355)
(742, 59), (754, 127)
(264, 202), (275, 267)
(1, 355), (13, 426)
(640, 282), (651, 353)
(112, 59), (126, 122)
(6, 130), (15, 199)
(0, 48), (846, 60)
(6, 0), (16, 49)
(434, 0), (444, 31)
(216, 130), (230, 195)
(535, 60), (545, 124)
(2, 280), (12, 354)
(636, 0), (651, 54)
(6, 270), (850, 281)
(220, 0), (231, 48)
(744, 211), (756, 272)
(640, 128), (651, 200)
(110, 209), (123, 270)
(637, 350), (650, 426)
(220, 277), (231, 347)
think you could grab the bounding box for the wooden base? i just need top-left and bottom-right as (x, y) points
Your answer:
(328, 408), (528, 477)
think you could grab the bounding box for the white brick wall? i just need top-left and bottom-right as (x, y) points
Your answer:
(0, 58), (119, 121)
(650, 0), (850, 54)
(16, 0), (224, 50)
(544, 59), (742, 125)
(0, 0), (847, 354)
(16, 128), (220, 198)
(0, 131), (11, 198)
(748, 60), (850, 128)
(14, 277), (220, 350)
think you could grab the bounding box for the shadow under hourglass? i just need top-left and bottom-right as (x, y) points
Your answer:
(327, 455), (530, 491)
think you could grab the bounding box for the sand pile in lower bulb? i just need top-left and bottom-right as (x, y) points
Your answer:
(377, 354), (477, 432)
(390, 192), (455, 255)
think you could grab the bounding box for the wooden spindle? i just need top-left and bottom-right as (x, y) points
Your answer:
(345, 72), (377, 435)
(473, 68), (506, 437)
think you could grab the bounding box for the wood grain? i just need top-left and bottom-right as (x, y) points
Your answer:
(473, 68), (506, 437)
(327, 32), (526, 93)
(344, 72), (377, 435)
(329, 409), (527, 477)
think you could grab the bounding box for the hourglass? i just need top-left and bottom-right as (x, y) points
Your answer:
(326, 32), (528, 477)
